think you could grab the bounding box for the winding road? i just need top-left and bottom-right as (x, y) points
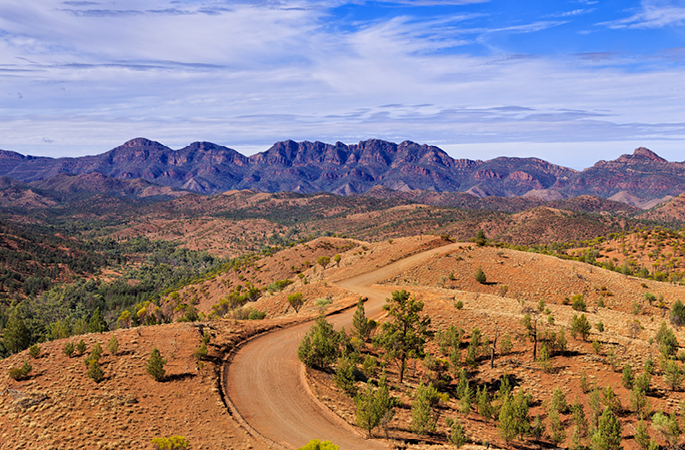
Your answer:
(224, 242), (462, 449)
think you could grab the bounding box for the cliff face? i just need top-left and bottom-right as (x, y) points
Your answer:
(0, 139), (681, 202)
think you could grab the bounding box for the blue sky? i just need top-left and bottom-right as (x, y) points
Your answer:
(1, 0), (684, 169)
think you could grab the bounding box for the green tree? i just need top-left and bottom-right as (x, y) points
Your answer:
(107, 336), (119, 355)
(298, 316), (341, 369)
(352, 298), (372, 343)
(355, 381), (381, 438)
(288, 292), (305, 313)
(630, 380), (650, 418)
(671, 299), (685, 326)
(549, 407), (566, 446)
(622, 363), (634, 389)
(475, 229), (487, 247)
(88, 307), (108, 333)
(354, 374), (396, 439)
(570, 314), (592, 341)
(2, 307), (31, 354)
(591, 407), (622, 450)
(475, 266), (487, 284)
(146, 347), (167, 382)
(550, 386), (569, 413)
(653, 412), (681, 449)
(333, 254), (341, 267)
(656, 321), (679, 359)
(498, 390), (530, 443)
(445, 417), (468, 447)
(317, 256), (331, 269)
(476, 385), (494, 421)
(87, 361), (105, 383)
(334, 354), (358, 397)
(635, 420), (651, 450)
(663, 359), (685, 391)
(411, 382), (440, 435)
(375, 290), (432, 383)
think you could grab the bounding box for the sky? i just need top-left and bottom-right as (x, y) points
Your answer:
(1, 0), (684, 169)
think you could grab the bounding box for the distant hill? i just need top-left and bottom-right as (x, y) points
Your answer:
(0, 138), (682, 205)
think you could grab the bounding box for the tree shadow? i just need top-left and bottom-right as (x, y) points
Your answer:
(165, 372), (197, 382)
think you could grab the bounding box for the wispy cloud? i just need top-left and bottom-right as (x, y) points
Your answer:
(0, 0), (683, 168)
(548, 8), (595, 18)
(600, 1), (685, 29)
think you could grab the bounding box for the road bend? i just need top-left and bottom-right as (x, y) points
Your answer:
(225, 242), (463, 449)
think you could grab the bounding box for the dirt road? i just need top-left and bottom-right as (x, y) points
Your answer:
(224, 242), (462, 449)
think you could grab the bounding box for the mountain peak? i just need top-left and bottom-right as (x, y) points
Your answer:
(122, 137), (165, 148)
(633, 147), (666, 162)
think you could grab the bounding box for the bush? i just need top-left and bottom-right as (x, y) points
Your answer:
(570, 314), (591, 341)
(63, 341), (75, 357)
(297, 317), (341, 369)
(107, 336), (119, 355)
(288, 292), (305, 313)
(248, 308), (266, 320)
(9, 360), (32, 381)
(146, 347), (167, 382)
(655, 321), (679, 359)
(76, 339), (87, 355)
(571, 294), (587, 312)
(671, 300), (685, 326)
(298, 440), (338, 450)
(411, 382), (441, 435)
(194, 343), (208, 360)
(87, 361), (105, 383)
(500, 333), (513, 354)
(446, 417), (468, 447)
(334, 354), (358, 397)
(475, 266), (486, 284)
(267, 279), (292, 293)
(151, 436), (190, 450)
(29, 344), (41, 359)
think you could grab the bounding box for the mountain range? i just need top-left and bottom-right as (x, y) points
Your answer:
(0, 138), (682, 207)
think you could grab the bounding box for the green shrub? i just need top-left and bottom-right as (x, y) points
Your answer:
(63, 341), (75, 357)
(445, 417), (468, 447)
(151, 436), (190, 450)
(298, 440), (338, 450)
(287, 292), (305, 313)
(76, 339), (87, 355)
(87, 362), (105, 383)
(29, 344), (41, 359)
(571, 294), (587, 312)
(107, 336), (119, 355)
(266, 279), (292, 293)
(474, 266), (486, 284)
(9, 360), (32, 380)
(671, 300), (685, 326)
(146, 347), (167, 382)
(248, 309), (267, 320)
(194, 343), (208, 360)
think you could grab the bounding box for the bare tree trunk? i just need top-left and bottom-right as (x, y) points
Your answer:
(532, 319), (538, 362)
(491, 331), (500, 369)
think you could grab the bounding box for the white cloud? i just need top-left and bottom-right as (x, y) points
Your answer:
(0, 0), (683, 169)
(600, 1), (685, 28)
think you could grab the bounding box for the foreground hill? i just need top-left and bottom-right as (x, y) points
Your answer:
(4, 237), (685, 449)
(0, 138), (683, 204)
